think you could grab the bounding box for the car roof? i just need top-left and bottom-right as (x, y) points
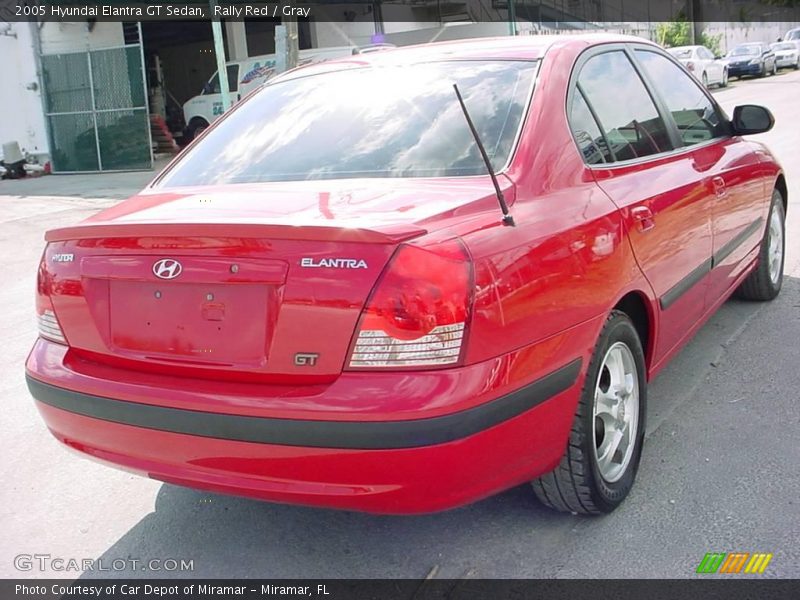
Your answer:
(274, 34), (657, 80)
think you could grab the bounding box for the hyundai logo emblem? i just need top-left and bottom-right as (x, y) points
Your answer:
(152, 258), (183, 280)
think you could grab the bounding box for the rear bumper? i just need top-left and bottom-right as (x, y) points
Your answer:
(26, 330), (594, 513)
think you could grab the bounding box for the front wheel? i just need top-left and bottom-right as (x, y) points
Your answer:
(532, 311), (647, 515)
(185, 118), (209, 142)
(702, 72), (709, 88)
(720, 69), (729, 87)
(735, 189), (786, 301)
(772, 61), (778, 76)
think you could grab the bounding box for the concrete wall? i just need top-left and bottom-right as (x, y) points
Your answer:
(705, 22), (800, 53)
(0, 24), (49, 161)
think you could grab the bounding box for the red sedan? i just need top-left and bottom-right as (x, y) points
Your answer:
(27, 35), (786, 515)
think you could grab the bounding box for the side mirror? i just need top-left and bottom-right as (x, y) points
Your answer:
(732, 105), (775, 135)
(201, 82), (213, 95)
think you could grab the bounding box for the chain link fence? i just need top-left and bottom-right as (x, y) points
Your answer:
(41, 44), (151, 172)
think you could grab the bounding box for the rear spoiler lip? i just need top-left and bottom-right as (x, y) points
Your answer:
(44, 221), (428, 244)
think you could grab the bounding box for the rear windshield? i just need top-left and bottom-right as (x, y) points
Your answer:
(669, 48), (694, 58)
(159, 60), (536, 186)
(772, 42), (796, 51)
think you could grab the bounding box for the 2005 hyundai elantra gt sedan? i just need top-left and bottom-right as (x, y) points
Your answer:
(27, 35), (787, 514)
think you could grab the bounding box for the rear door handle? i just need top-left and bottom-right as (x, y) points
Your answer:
(631, 206), (655, 232)
(712, 176), (727, 198)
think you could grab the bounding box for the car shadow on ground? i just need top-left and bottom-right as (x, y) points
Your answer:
(75, 277), (797, 579)
(80, 481), (578, 578)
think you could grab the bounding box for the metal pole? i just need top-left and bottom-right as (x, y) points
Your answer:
(137, 21), (154, 168)
(210, 0), (231, 112)
(86, 51), (103, 171)
(284, 2), (299, 71)
(509, 0), (516, 36)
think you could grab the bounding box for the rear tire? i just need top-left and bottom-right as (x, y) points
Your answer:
(702, 72), (709, 88)
(532, 311), (647, 515)
(735, 189), (785, 301)
(720, 69), (729, 87)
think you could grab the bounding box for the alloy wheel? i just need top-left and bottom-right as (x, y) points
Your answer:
(768, 206), (784, 285)
(592, 342), (640, 483)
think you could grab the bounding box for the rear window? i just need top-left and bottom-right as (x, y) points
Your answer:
(669, 48), (694, 59)
(160, 60), (536, 186)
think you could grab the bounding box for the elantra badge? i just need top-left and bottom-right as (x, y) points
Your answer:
(152, 258), (183, 280)
(300, 258), (368, 269)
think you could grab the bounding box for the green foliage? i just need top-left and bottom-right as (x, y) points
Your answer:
(655, 13), (723, 57)
(699, 32), (723, 56)
(656, 19), (691, 48)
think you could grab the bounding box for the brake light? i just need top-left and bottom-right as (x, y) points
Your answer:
(36, 253), (67, 344)
(347, 240), (473, 369)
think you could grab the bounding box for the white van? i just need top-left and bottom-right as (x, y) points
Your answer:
(182, 46), (355, 140)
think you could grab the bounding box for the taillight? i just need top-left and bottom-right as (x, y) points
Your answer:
(686, 61), (695, 71)
(347, 240), (473, 369)
(36, 253), (67, 345)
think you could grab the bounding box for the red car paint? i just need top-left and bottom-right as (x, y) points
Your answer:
(27, 35), (784, 513)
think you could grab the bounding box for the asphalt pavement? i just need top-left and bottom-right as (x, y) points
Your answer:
(1, 68), (798, 579)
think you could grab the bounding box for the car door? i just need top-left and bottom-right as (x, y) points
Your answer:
(569, 46), (714, 364)
(699, 47), (721, 83)
(694, 47), (711, 84)
(632, 48), (767, 308)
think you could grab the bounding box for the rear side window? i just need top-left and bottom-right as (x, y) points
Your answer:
(576, 51), (672, 162)
(569, 90), (612, 164)
(635, 50), (727, 146)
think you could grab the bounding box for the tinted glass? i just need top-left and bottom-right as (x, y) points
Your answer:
(160, 61), (536, 185)
(569, 89), (611, 164)
(729, 45), (760, 56)
(669, 48), (693, 59)
(577, 51), (672, 162)
(635, 50), (727, 146)
(208, 65), (239, 93)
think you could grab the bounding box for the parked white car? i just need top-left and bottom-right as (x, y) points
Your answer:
(784, 27), (800, 42)
(770, 41), (800, 70)
(667, 45), (728, 88)
(182, 46), (355, 140)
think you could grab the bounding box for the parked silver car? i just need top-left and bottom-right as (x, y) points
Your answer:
(667, 45), (729, 87)
(771, 41), (800, 70)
